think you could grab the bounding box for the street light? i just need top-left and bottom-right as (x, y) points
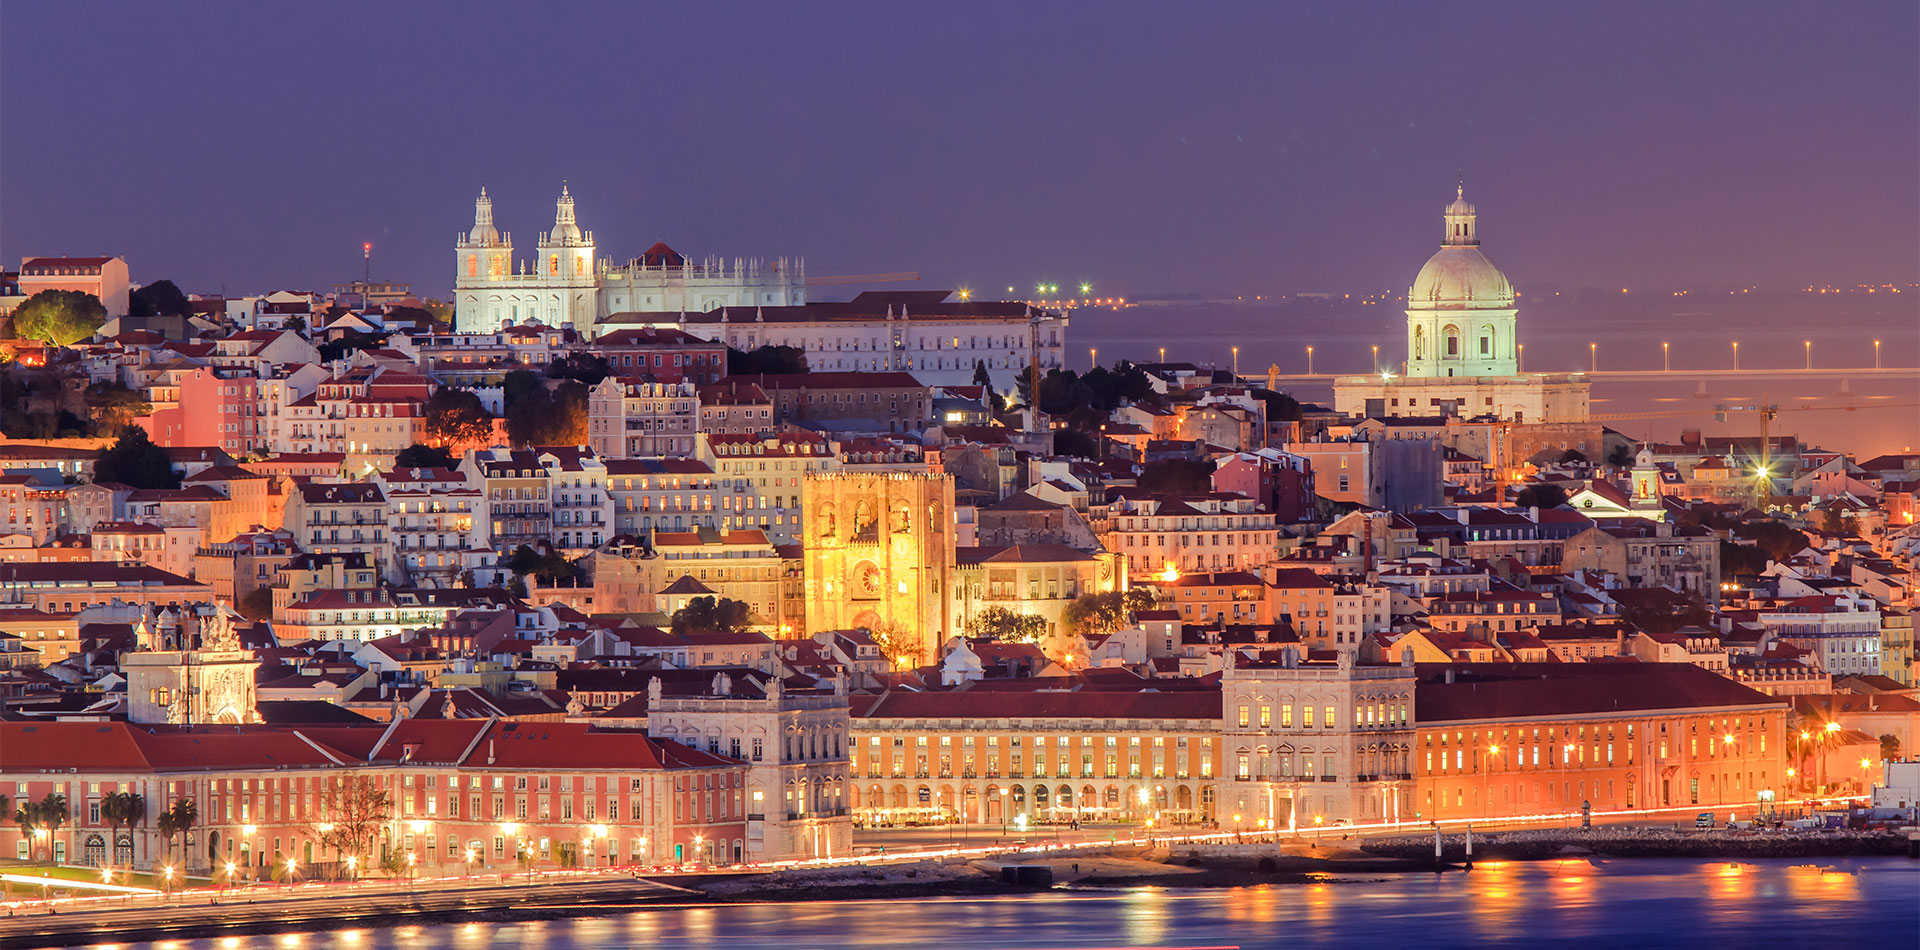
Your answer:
(1371, 343), (1379, 370)
(1874, 339), (1881, 369)
(1158, 346), (1166, 363)
(1231, 345), (1239, 378)
(1517, 343), (1524, 373)
(1089, 347), (1097, 370)
(1306, 345), (1314, 375)
(1662, 341), (1670, 372)
(1732, 340), (1739, 371)
(1804, 340), (1812, 370)
(1589, 342), (1597, 372)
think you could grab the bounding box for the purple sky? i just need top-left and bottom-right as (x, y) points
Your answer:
(4, 1), (1916, 300)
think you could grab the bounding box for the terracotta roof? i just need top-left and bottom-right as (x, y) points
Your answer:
(860, 688), (1220, 721)
(1416, 663), (1784, 723)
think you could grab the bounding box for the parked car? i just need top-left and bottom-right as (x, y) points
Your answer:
(1694, 812), (1716, 829)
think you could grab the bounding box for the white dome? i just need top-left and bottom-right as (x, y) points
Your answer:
(1410, 244), (1513, 310)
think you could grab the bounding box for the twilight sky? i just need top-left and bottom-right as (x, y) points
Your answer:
(3, 1), (1916, 300)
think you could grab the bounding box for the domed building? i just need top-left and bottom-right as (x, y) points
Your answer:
(1405, 182), (1517, 378)
(1333, 179), (1590, 429)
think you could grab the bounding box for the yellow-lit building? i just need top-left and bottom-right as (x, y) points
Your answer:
(802, 472), (955, 665)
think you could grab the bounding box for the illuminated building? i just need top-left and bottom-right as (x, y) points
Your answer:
(1415, 663), (1788, 819)
(802, 471), (956, 666)
(703, 431), (842, 546)
(951, 543), (1124, 636)
(0, 719), (748, 872)
(852, 689), (1222, 826)
(1104, 492), (1279, 577)
(15, 255), (130, 316)
(454, 185), (803, 335)
(586, 378), (700, 459)
(1332, 181), (1590, 423)
(1223, 648), (1417, 828)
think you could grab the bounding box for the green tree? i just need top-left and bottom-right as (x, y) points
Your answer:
(161, 798), (196, 871)
(285, 315), (308, 337)
(1053, 428), (1097, 458)
(1061, 588), (1158, 637)
(1516, 482), (1570, 509)
(1558, 449), (1590, 465)
(422, 387), (494, 446)
(383, 304), (435, 328)
(507, 544), (580, 584)
(728, 345), (808, 375)
(10, 290), (105, 345)
(965, 605), (1049, 642)
(310, 772), (391, 867)
(84, 382), (151, 435)
(129, 279), (191, 317)
(548, 353), (611, 386)
(671, 595), (753, 634)
(94, 425), (180, 489)
(1733, 520), (1810, 563)
(504, 379), (588, 446)
(1618, 589), (1712, 634)
(393, 443), (457, 469)
(236, 587), (274, 621)
(1880, 734), (1901, 761)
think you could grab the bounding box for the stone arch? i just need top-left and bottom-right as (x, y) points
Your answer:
(83, 834), (106, 866)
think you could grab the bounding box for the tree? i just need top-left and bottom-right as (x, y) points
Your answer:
(393, 443), (457, 469)
(1137, 459), (1216, 494)
(311, 772), (392, 866)
(384, 304), (435, 328)
(548, 352), (611, 386)
(1606, 443), (1635, 468)
(864, 619), (923, 670)
(423, 385), (495, 447)
(101, 791), (145, 866)
(129, 279), (191, 317)
(1252, 388), (1303, 422)
(84, 382), (150, 436)
(316, 330), (387, 363)
(161, 798), (196, 870)
(964, 606), (1049, 642)
(236, 586), (274, 621)
(10, 290), (105, 345)
(1558, 449), (1590, 465)
(728, 345), (808, 375)
(285, 315), (308, 337)
(1515, 482), (1569, 509)
(555, 841), (579, 869)
(503, 376), (589, 446)
(1618, 589), (1712, 635)
(1061, 588), (1158, 637)
(1733, 520), (1810, 563)
(1817, 506), (1847, 534)
(1718, 540), (1772, 578)
(671, 595), (753, 634)
(1052, 428), (1097, 459)
(95, 425), (179, 489)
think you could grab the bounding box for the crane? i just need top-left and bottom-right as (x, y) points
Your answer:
(1589, 398), (1920, 502)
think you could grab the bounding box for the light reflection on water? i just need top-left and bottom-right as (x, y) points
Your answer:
(93, 858), (1917, 950)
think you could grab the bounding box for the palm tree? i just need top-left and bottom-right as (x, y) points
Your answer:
(100, 792), (144, 867)
(12, 800), (39, 861)
(166, 799), (198, 872)
(36, 793), (67, 863)
(156, 810), (179, 869)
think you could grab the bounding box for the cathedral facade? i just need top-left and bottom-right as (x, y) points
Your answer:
(802, 471), (956, 667)
(453, 185), (805, 335)
(1334, 181), (1590, 424)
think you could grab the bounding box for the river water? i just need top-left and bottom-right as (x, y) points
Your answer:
(91, 857), (1918, 949)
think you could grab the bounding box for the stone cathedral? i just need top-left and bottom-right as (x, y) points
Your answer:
(802, 472), (956, 666)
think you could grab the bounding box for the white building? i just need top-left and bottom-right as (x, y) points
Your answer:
(1758, 594), (1883, 676)
(607, 291), (1066, 391)
(1334, 180), (1590, 424)
(454, 185), (802, 335)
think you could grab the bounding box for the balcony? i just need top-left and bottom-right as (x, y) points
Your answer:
(1318, 775), (1338, 782)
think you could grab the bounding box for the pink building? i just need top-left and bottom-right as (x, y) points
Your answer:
(141, 369), (265, 454)
(1212, 450), (1316, 524)
(17, 256), (130, 315)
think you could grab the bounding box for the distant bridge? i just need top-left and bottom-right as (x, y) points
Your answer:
(1260, 366), (1918, 385)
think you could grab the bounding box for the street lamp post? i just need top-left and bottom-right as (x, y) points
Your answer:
(1662, 341), (1670, 372)
(1231, 345), (1239, 378)
(1481, 744), (1500, 820)
(1732, 340), (1739, 371)
(1517, 343), (1524, 373)
(1371, 343), (1379, 370)
(1089, 347), (1097, 371)
(999, 788), (1011, 836)
(1874, 339), (1881, 369)
(1589, 342), (1597, 372)
(1158, 346), (1166, 364)
(1804, 340), (1811, 370)
(1306, 345), (1314, 375)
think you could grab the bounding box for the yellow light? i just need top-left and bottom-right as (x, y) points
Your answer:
(406, 853), (416, 865)
(1800, 731), (1810, 740)
(1158, 563), (1179, 583)
(408, 819), (429, 833)
(346, 855), (356, 869)
(1723, 734), (1734, 744)
(102, 866), (112, 883)
(1313, 815), (1324, 824)
(590, 824), (608, 837)
(1860, 759), (1872, 769)
(1137, 789), (1150, 804)
(1488, 745), (1499, 754)
(500, 822), (519, 835)
(226, 861), (237, 875)
(242, 824), (257, 835)
(1825, 722), (1840, 733)
(286, 859), (297, 872)
(164, 865), (174, 880)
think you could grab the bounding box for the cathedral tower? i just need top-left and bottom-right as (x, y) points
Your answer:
(534, 182), (599, 334)
(1404, 179), (1518, 378)
(802, 472), (956, 667)
(455, 186), (514, 332)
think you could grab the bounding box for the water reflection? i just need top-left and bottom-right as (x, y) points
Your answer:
(90, 858), (1916, 950)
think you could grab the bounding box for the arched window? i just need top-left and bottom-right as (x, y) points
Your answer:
(467, 255), (478, 278)
(1444, 326), (1461, 357)
(549, 255), (559, 276)
(1414, 326), (1425, 360)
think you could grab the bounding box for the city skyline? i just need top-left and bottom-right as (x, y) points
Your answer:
(3, 2), (1917, 298)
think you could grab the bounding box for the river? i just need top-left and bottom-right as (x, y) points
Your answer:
(85, 857), (1918, 949)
